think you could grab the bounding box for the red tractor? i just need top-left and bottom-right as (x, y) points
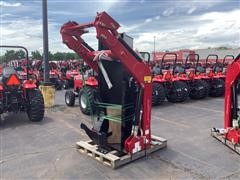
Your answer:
(212, 55), (235, 79)
(65, 69), (98, 115)
(0, 46), (44, 122)
(33, 61), (64, 90)
(174, 53), (209, 99)
(60, 61), (83, 89)
(152, 53), (190, 105)
(62, 69), (80, 89)
(195, 54), (225, 97)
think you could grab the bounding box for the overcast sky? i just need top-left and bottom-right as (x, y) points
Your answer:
(0, 0), (239, 53)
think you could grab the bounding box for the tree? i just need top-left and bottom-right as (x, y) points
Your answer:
(5, 50), (16, 61)
(65, 52), (75, 60)
(74, 53), (81, 60)
(48, 51), (54, 61)
(53, 52), (65, 61)
(0, 55), (6, 63)
(31, 50), (42, 60)
(15, 50), (26, 59)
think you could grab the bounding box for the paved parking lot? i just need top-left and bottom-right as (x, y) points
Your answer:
(1, 90), (240, 179)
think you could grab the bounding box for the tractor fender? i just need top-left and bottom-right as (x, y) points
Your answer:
(74, 75), (83, 90)
(23, 80), (37, 89)
(85, 77), (98, 86)
(152, 75), (166, 83)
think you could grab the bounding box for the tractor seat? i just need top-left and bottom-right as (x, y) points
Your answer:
(196, 66), (205, 73)
(152, 66), (162, 75)
(2, 67), (18, 83)
(213, 64), (223, 73)
(174, 65), (185, 74)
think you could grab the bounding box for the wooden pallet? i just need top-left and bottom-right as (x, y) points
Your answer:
(211, 131), (240, 155)
(76, 135), (167, 169)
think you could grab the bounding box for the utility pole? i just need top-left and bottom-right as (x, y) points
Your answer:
(42, 0), (50, 83)
(40, 0), (55, 108)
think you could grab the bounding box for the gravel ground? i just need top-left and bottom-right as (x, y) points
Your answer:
(0, 90), (240, 179)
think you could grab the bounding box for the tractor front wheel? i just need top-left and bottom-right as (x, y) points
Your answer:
(27, 89), (45, 122)
(189, 80), (209, 99)
(167, 81), (189, 103)
(79, 86), (96, 115)
(209, 78), (224, 97)
(65, 90), (75, 106)
(152, 83), (166, 106)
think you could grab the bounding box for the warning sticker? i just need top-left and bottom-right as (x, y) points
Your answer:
(144, 76), (152, 83)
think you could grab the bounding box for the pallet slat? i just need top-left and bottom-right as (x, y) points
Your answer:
(76, 135), (167, 169)
(211, 131), (240, 155)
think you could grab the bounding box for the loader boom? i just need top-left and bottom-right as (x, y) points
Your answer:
(60, 12), (153, 152)
(224, 54), (240, 131)
(212, 54), (240, 154)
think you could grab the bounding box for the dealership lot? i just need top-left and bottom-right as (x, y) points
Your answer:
(0, 91), (239, 179)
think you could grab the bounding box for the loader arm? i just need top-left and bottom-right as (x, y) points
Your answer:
(224, 54), (240, 129)
(60, 12), (152, 149)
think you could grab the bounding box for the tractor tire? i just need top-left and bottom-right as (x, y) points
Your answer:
(55, 80), (63, 90)
(63, 80), (69, 89)
(65, 90), (75, 106)
(202, 80), (210, 96)
(79, 86), (96, 115)
(189, 80), (209, 99)
(209, 78), (224, 97)
(152, 83), (166, 106)
(27, 89), (44, 122)
(167, 81), (189, 103)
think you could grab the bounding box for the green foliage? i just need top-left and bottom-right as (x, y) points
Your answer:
(48, 51), (54, 61)
(0, 49), (82, 63)
(31, 50), (42, 60)
(52, 52), (81, 61)
(0, 49), (26, 63)
(53, 52), (63, 61)
(65, 52), (75, 60)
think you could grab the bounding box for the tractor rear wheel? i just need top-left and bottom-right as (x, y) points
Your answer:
(189, 80), (209, 99)
(167, 81), (189, 103)
(27, 89), (44, 122)
(152, 83), (166, 106)
(65, 90), (75, 106)
(79, 86), (96, 115)
(209, 78), (224, 97)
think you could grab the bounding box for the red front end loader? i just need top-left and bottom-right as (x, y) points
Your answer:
(211, 53), (240, 154)
(60, 11), (166, 168)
